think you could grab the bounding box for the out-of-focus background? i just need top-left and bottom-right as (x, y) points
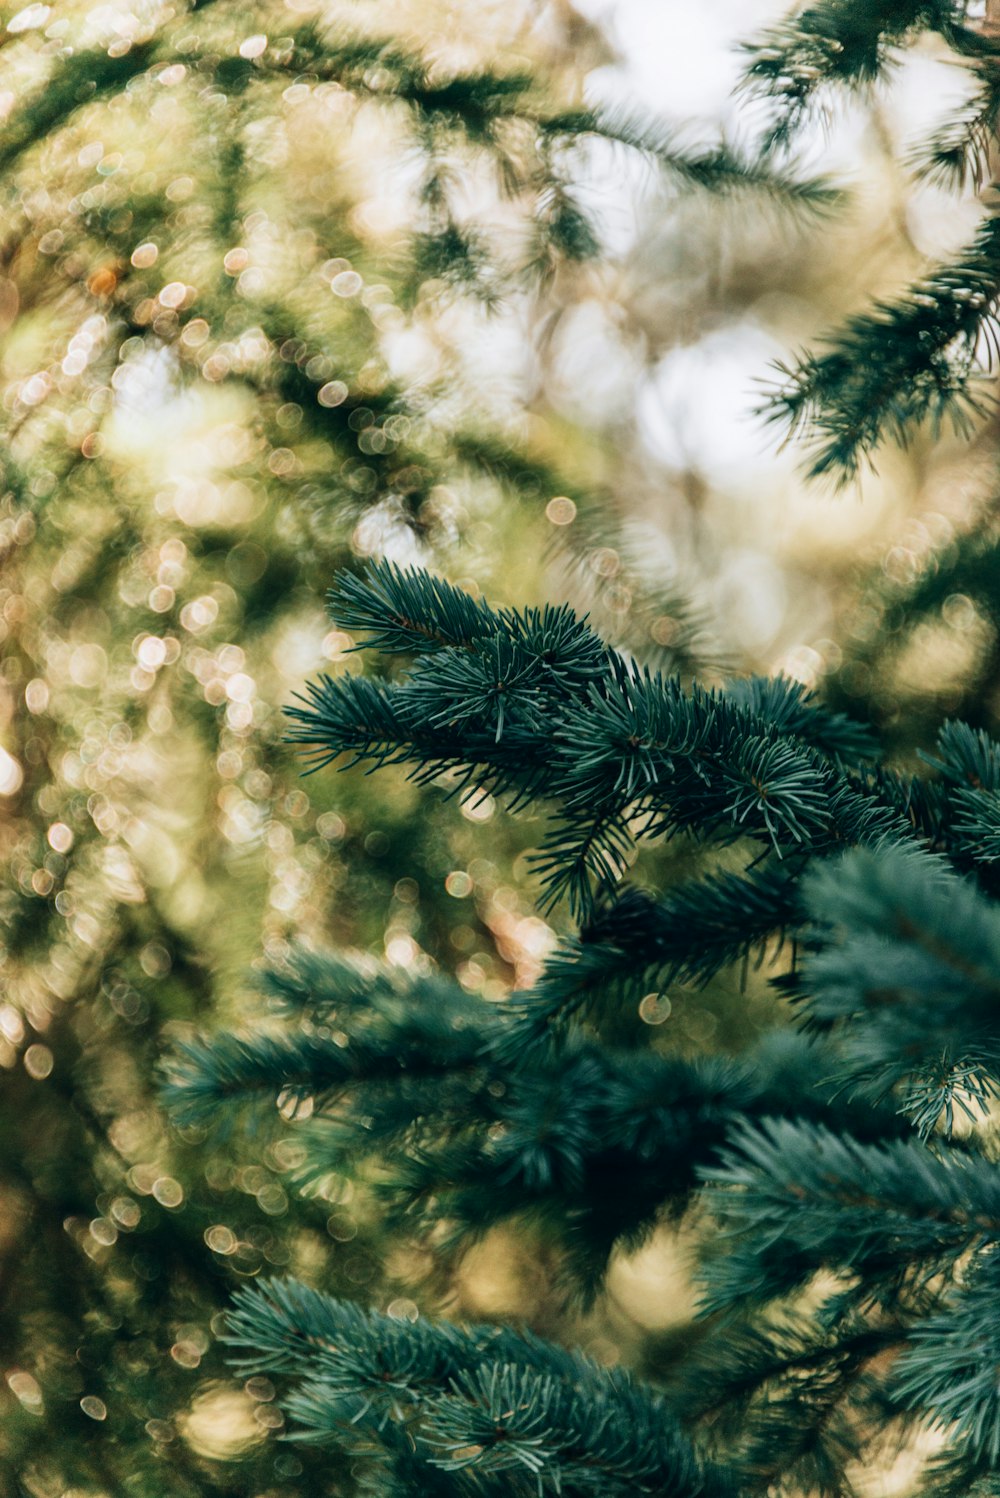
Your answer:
(0, 2), (996, 1495)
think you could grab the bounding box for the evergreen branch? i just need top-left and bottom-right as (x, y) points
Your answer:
(544, 108), (842, 216)
(724, 676), (881, 763)
(893, 1253), (1000, 1464)
(742, 1), (959, 149)
(329, 1042), (751, 1292)
(856, 762), (949, 847)
(257, 946), (497, 1036)
(894, 1057), (1000, 1138)
(290, 567), (910, 916)
(764, 216), (1000, 481)
(472, 1047), (746, 1204)
(496, 864), (803, 1052)
(797, 846), (1000, 1134)
(163, 1030), (382, 1125)
(823, 772), (925, 847)
(526, 812), (636, 920)
(421, 1360), (723, 1496)
(163, 1016), (489, 1129)
(257, 947), (404, 1019)
(167, 1002), (756, 1292)
(224, 1280), (731, 1496)
(923, 719), (1000, 863)
(328, 562), (497, 655)
(722, 733), (834, 847)
(803, 843), (1000, 1012)
(699, 1117), (1000, 1312)
(908, 63), (1000, 189)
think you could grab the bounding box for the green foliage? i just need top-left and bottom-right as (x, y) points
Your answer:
(766, 218), (1000, 480)
(171, 558), (1000, 1495)
(820, 522), (1000, 749)
(741, 2), (1000, 478)
(17, 0), (1000, 1494)
(221, 1279), (731, 1497)
(6, 2), (817, 1493)
(165, 939), (760, 1295)
(286, 564), (911, 921)
(743, 2), (960, 148)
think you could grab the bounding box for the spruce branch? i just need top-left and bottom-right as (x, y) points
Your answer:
(543, 107), (841, 217)
(329, 563), (499, 656)
(742, 2), (963, 149)
(909, 64), (1000, 189)
(794, 846), (1000, 1135)
(893, 1253), (1000, 1464)
(496, 865), (804, 1053)
(764, 216), (1000, 481)
(223, 1280), (731, 1497)
(699, 1116), (1000, 1313)
(923, 719), (1000, 863)
(289, 565), (908, 919)
(164, 992), (492, 1132)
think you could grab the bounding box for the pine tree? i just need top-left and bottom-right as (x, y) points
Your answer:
(165, 6), (1000, 1497)
(0, 2), (843, 1495)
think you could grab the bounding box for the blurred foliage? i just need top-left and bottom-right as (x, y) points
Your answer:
(0, 0), (630, 1492)
(6, 0), (1000, 1493)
